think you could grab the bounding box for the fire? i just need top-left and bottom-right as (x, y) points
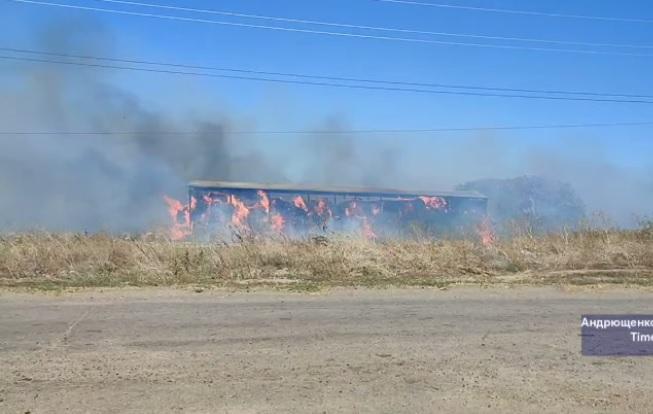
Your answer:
(203, 193), (223, 206)
(313, 198), (332, 228)
(270, 214), (285, 232)
(163, 195), (194, 240)
(343, 200), (376, 239)
(164, 186), (481, 242)
(477, 216), (496, 247)
(315, 199), (332, 217)
(419, 196), (447, 210)
(227, 194), (250, 230)
(257, 190), (270, 213)
(293, 195), (308, 212)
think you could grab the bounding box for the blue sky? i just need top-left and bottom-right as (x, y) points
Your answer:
(2, 0), (653, 222)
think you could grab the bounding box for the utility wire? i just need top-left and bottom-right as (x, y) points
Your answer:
(8, 0), (653, 57)
(373, 0), (653, 24)
(4, 54), (653, 104)
(85, 0), (653, 50)
(2, 121), (653, 136)
(5, 47), (653, 99)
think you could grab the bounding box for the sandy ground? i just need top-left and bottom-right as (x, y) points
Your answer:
(1, 286), (653, 413)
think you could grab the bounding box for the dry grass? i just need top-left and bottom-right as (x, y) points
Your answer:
(0, 226), (652, 290)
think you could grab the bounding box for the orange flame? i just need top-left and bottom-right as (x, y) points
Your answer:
(477, 216), (496, 247)
(203, 194), (223, 206)
(163, 195), (194, 240)
(270, 214), (285, 232)
(293, 195), (308, 212)
(419, 196), (447, 210)
(227, 194), (250, 229)
(257, 190), (270, 213)
(165, 187), (469, 242)
(315, 199), (332, 217)
(200, 194), (222, 222)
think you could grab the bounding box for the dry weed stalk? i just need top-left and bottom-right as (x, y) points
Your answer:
(0, 226), (651, 288)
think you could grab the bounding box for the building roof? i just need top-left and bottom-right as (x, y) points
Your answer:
(189, 180), (487, 199)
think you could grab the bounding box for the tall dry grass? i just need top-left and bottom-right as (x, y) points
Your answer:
(0, 225), (652, 289)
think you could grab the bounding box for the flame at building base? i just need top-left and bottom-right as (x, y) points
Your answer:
(164, 185), (489, 243)
(163, 195), (195, 241)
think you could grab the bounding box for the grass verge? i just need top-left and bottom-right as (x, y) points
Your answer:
(1, 226), (652, 291)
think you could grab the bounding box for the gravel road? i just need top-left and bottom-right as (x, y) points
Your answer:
(1, 286), (652, 413)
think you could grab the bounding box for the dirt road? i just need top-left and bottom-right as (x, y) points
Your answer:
(1, 287), (652, 413)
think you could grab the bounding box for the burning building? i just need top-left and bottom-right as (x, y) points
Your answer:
(165, 181), (489, 242)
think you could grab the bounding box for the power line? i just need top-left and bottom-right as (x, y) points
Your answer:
(5, 47), (653, 100)
(85, 0), (653, 50)
(4, 54), (653, 104)
(3, 121), (653, 136)
(8, 0), (653, 57)
(373, 0), (653, 24)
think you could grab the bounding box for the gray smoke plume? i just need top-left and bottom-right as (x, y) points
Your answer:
(0, 21), (274, 232)
(457, 176), (587, 233)
(1, 21), (650, 232)
(0, 21), (401, 232)
(525, 148), (653, 227)
(299, 116), (401, 187)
